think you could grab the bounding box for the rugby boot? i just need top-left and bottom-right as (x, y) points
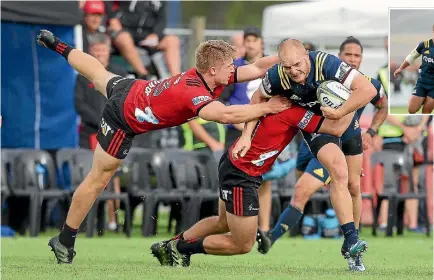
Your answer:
(36, 30), (58, 49)
(48, 235), (76, 264)
(151, 240), (171, 266)
(167, 240), (191, 267)
(256, 229), (273, 254)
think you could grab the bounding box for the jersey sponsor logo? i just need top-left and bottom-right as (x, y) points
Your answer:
(354, 119), (360, 129)
(313, 168), (324, 178)
(297, 101), (320, 108)
(144, 80), (159, 96)
(221, 189), (231, 200)
(134, 107), (159, 124)
(290, 94), (301, 100)
(298, 110), (314, 129)
(248, 204), (259, 211)
(423, 56), (434, 63)
(100, 118), (113, 136)
(154, 80), (171, 96)
(174, 72), (186, 84)
(192, 95), (211, 106)
(334, 61), (352, 82)
(251, 150), (279, 166)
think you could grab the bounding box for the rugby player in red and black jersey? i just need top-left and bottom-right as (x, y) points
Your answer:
(36, 30), (290, 264)
(151, 104), (355, 267)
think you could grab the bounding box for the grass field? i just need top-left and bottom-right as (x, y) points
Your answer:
(2, 227), (433, 280)
(390, 106), (423, 114)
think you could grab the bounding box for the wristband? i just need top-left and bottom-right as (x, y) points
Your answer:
(366, 128), (376, 137)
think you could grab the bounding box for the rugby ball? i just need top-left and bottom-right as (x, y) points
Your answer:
(316, 81), (351, 109)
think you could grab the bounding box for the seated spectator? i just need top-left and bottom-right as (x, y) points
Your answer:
(82, 0), (149, 77)
(74, 33), (127, 233)
(376, 115), (430, 232)
(105, 1), (181, 76)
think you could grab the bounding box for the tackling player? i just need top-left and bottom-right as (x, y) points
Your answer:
(255, 37), (388, 272)
(151, 103), (356, 267)
(36, 30), (290, 264)
(234, 38), (376, 268)
(394, 25), (434, 114)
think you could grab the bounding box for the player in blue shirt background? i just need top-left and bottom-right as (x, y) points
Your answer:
(394, 25), (434, 114)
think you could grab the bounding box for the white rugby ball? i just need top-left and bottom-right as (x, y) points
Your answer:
(316, 80), (351, 109)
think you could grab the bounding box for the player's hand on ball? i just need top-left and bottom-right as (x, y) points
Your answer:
(232, 136), (251, 160)
(393, 68), (402, 79)
(266, 96), (292, 114)
(362, 132), (373, 150)
(320, 106), (343, 120)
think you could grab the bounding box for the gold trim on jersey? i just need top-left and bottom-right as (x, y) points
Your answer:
(363, 75), (372, 82)
(278, 65), (291, 90)
(315, 52), (328, 81)
(424, 40), (429, 48)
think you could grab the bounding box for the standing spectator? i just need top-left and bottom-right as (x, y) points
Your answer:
(231, 33), (246, 59)
(74, 33), (127, 233)
(82, 1), (149, 77)
(105, 1), (181, 76)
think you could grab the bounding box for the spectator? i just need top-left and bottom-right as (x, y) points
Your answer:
(105, 1), (181, 76)
(82, 0), (149, 77)
(74, 33), (127, 233)
(377, 36), (389, 94)
(181, 119), (226, 159)
(376, 115), (430, 232)
(231, 33), (246, 59)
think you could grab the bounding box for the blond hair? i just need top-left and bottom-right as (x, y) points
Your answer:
(195, 40), (236, 73)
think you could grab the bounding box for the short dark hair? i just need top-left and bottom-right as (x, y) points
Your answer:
(339, 36), (363, 54)
(88, 32), (110, 46)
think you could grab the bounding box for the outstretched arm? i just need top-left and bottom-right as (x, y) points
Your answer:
(236, 55), (279, 82)
(394, 43), (423, 78)
(198, 95), (290, 124)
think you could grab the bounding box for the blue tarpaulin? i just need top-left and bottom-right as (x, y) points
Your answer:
(1, 22), (78, 149)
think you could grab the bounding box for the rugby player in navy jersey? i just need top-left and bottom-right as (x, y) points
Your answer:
(255, 37), (388, 272)
(394, 25), (434, 114)
(234, 38), (376, 268)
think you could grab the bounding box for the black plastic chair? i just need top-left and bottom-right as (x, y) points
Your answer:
(121, 147), (158, 236)
(138, 149), (198, 236)
(370, 150), (430, 237)
(12, 150), (70, 237)
(181, 151), (220, 229)
(55, 148), (132, 237)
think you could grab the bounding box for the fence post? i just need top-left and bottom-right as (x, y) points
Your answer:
(187, 16), (206, 68)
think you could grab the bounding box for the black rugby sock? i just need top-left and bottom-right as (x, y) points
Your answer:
(176, 238), (207, 255)
(59, 223), (78, 248)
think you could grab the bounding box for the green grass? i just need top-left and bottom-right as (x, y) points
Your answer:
(390, 106), (422, 114)
(2, 228), (433, 280)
